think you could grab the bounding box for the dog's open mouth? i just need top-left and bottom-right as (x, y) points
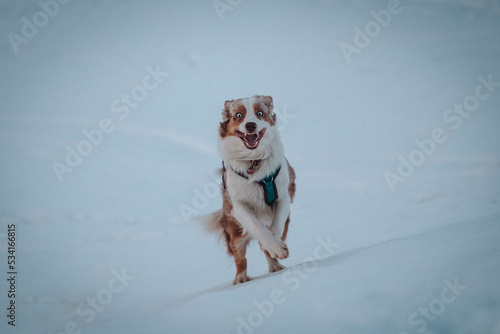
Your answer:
(235, 128), (266, 150)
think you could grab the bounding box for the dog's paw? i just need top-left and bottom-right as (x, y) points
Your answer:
(269, 262), (286, 273)
(263, 239), (289, 260)
(233, 271), (251, 285)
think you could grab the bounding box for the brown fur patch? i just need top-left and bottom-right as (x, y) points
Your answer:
(253, 102), (276, 126)
(220, 167), (244, 254)
(287, 160), (296, 203)
(219, 167), (251, 276)
(219, 102), (247, 138)
(282, 216), (290, 241)
(219, 120), (229, 137)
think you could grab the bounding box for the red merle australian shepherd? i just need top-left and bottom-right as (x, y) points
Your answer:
(203, 95), (296, 284)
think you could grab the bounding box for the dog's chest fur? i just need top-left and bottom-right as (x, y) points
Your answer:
(223, 164), (286, 229)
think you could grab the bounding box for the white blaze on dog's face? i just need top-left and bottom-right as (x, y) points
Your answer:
(219, 95), (276, 155)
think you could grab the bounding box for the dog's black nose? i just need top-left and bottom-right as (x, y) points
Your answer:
(245, 122), (257, 133)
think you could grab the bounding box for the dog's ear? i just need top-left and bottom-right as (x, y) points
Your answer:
(222, 100), (233, 121)
(262, 95), (273, 109)
(219, 100), (233, 137)
(261, 96), (276, 124)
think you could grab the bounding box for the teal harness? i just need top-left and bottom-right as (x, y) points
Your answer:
(222, 162), (281, 206)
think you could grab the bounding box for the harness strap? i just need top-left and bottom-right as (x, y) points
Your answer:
(222, 161), (281, 206)
(258, 166), (281, 206)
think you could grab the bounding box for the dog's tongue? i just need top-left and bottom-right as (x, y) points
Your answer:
(245, 133), (258, 145)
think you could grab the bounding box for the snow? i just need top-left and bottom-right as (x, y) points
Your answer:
(0, 0), (499, 333)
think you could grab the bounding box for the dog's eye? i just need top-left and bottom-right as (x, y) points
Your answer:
(236, 113), (243, 118)
(257, 111), (263, 117)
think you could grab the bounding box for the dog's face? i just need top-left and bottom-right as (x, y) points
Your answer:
(219, 95), (276, 151)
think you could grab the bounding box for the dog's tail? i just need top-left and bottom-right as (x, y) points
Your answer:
(195, 210), (225, 239)
(195, 210), (234, 256)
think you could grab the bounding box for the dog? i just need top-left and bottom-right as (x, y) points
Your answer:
(203, 95), (296, 285)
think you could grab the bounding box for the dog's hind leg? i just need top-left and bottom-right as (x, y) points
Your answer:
(230, 235), (251, 284)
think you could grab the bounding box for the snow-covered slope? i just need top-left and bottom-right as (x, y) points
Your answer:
(0, 0), (499, 333)
(10, 212), (500, 334)
(89, 213), (500, 334)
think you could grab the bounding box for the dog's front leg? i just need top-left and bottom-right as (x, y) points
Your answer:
(232, 202), (289, 260)
(270, 194), (291, 241)
(261, 196), (291, 272)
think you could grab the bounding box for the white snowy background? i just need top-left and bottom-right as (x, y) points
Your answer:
(1, 0), (500, 333)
